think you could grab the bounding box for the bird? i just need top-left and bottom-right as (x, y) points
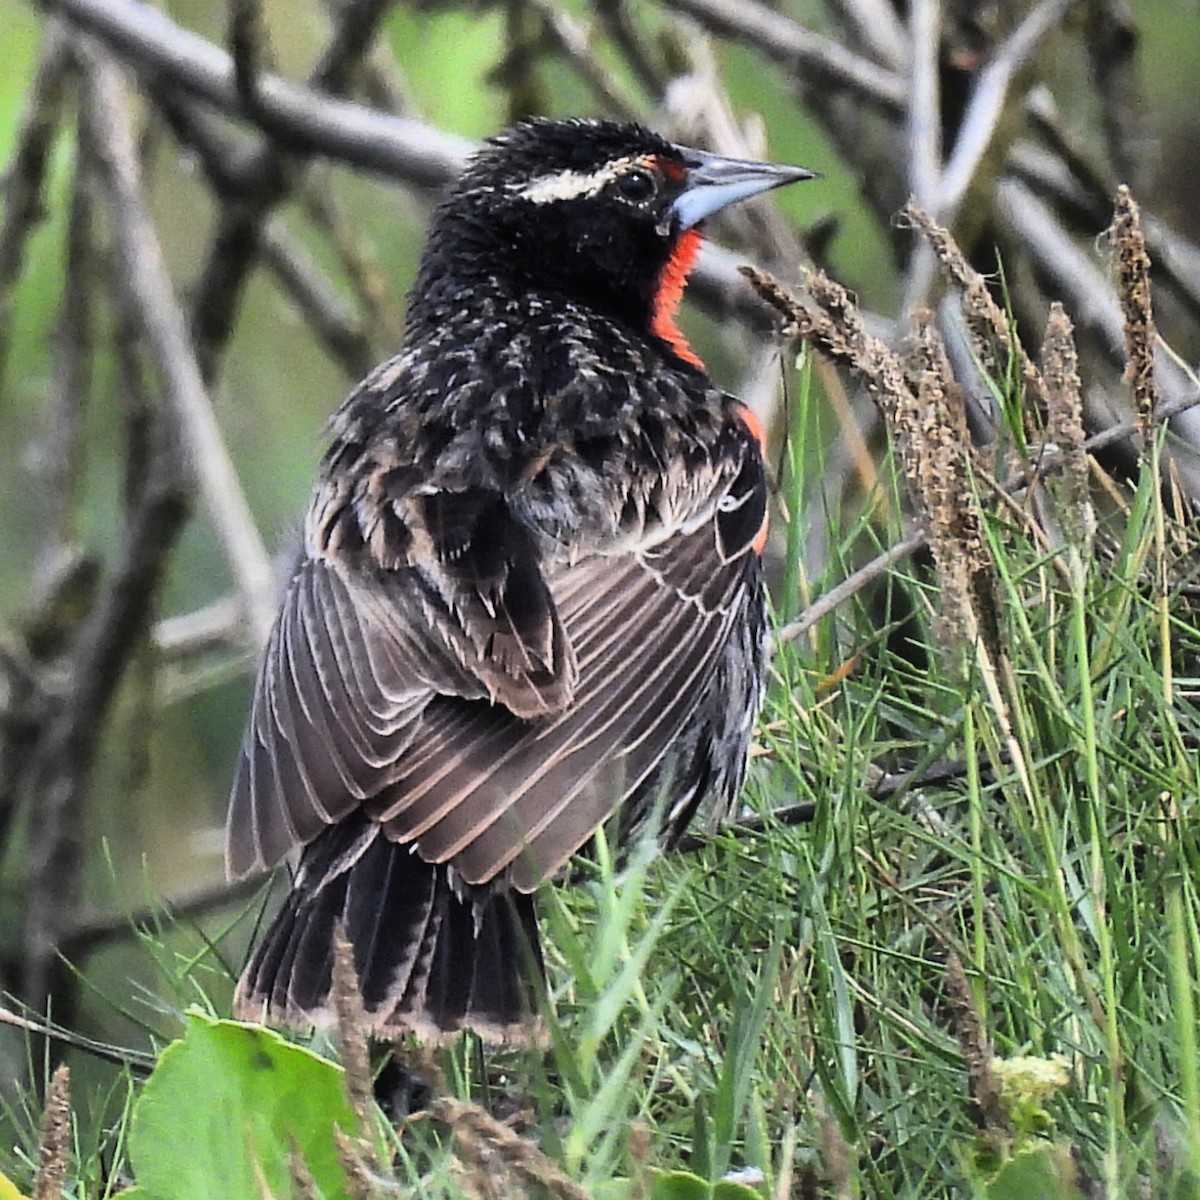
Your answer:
(226, 116), (815, 1043)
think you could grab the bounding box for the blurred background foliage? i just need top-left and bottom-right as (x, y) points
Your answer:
(0, 0), (1198, 1163)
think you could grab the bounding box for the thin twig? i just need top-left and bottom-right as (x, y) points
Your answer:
(295, 168), (407, 350)
(60, 873), (267, 959)
(0, 1004), (155, 1073)
(772, 532), (927, 648)
(826, 0), (908, 70)
(526, 0), (642, 117)
(261, 223), (375, 379)
(189, 0), (412, 382)
(1084, 0), (1144, 185)
(595, 0), (666, 98)
(40, 126), (96, 552)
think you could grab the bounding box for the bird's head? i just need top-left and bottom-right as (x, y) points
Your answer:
(414, 117), (815, 364)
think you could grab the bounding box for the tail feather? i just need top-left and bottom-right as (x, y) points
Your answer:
(424, 884), (543, 1038)
(234, 815), (543, 1043)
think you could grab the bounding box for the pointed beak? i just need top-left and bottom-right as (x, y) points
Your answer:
(670, 147), (818, 230)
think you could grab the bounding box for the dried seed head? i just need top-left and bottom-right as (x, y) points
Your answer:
(431, 1097), (593, 1200)
(1039, 303), (1094, 547)
(745, 266), (1000, 659)
(903, 201), (1045, 423)
(330, 925), (379, 1160)
(32, 1064), (71, 1200)
(945, 955), (1008, 1146)
(1111, 185), (1159, 447)
(903, 317), (998, 653)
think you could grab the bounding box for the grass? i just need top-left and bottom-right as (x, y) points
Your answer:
(6, 213), (1200, 1199)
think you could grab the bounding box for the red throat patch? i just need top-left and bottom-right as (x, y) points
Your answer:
(651, 228), (705, 368)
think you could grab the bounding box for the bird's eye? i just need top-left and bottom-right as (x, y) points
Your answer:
(613, 168), (657, 205)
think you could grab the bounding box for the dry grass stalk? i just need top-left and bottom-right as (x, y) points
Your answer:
(333, 1126), (383, 1200)
(429, 1096), (593, 1200)
(903, 315), (992, 648)
(331, 930), (376, 1133)
(287, 1140), (323, 1200)
(944, 955), (1008, 1152)
(903, 201), (1046, 414)
(743, 265), (999, 655)
(1039, 302), (1094, 549)
(330, 924), (383, 1187)
(1111, 185), (1160, 447)
(32, 1063), (71, 1200)
(741, 265), (914, 441)
(817, 1106), (854, 1200)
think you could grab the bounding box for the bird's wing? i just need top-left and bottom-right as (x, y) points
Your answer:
(227, 431), (765, 887)
(226, 484), (578, 879)
(367, 438), (768, 893)
(367, 514), (761, 892)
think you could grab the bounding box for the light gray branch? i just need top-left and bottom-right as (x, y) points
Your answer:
(81, 40), (278, 647)
(938, 0), (1080, 220)
(659, 0), (906, 110)
(42, 0), (474, 185)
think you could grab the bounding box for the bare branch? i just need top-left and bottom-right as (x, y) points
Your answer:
(152, 595), (248, 658)
(826, 0), (909, 70)
(261, 223), (375, 378)
(938, 0), (1080, 219)
(43, 0), (474, 184)
(905, 0), (941, 211)
(79, 41), (277, 646)
(0, 23), (72, 384)
(526, 0), (642, 117)
(1084, 0), (1144, 185)
(188, 0), (406, 381)
(659, 0), (906, 111)
(40, 132), (96, 551)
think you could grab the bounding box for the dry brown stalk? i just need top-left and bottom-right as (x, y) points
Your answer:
(904, 314), (997, 650)
(818, 1106), (853, 1200)
(944, 955), (1008, 1150)
(333, 1127), (379, 1200)
(903, 200), (1046, 413)
(330, 926), (381, 1176)
(429, 1097), (593, 1200)
(1039, 302), (1093, 547)
(286, 1141), (323, 1200)
(743, 264), (998, 655)
(32, 1064), (71, 1200)
(741, 265), (919, 441)
(1111, 185), (1160, 447)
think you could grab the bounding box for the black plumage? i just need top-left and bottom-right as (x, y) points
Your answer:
(227, 117), (814, 1041)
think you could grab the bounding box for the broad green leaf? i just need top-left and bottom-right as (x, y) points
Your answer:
(129, 1010), (359, 1200)
(985, 1143), (1080, 1200)
(0, 1170), (28, 1200)
(651, 1169), (714, 1200)
(712, 1180), (764, 1200)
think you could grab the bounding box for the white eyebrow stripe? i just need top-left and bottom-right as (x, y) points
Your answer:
(513, 157), (641, 205)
